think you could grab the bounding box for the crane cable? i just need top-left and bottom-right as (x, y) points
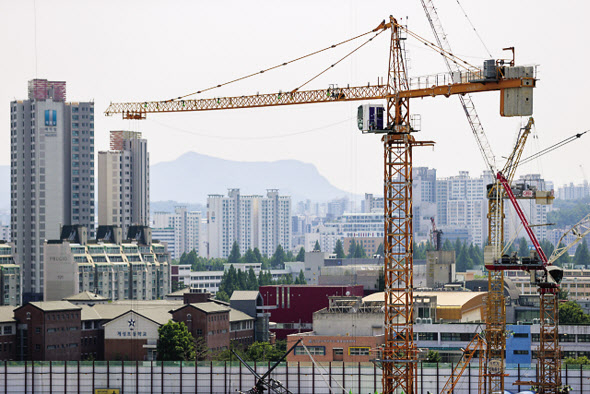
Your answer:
(455, 0), (494, 59)
(392, 21), (479, 72)
(293, 28), (387, 92)
(519, 130), (588, 166)
(170, 25), (389, 102)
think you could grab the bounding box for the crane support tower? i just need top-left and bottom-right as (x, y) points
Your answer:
(105, 16), (536, 393)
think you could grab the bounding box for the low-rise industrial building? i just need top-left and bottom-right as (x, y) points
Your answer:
(259, 285), (364, 339)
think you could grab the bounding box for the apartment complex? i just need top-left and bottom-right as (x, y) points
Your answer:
(152, 207), (201, 260)
(10, 79), (95, 302)
(44, 226), (170, 301)
(98, 131), (150, 237)
(207, 189), (291, 258)
(436, 171), (493, 246)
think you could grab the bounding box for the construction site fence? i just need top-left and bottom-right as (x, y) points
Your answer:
(0, 360), (588, 393)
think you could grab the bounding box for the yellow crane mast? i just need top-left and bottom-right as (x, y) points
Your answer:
(105, 16), (535, 393)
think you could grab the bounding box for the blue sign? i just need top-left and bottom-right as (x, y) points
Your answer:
(45, 110), (57, 126)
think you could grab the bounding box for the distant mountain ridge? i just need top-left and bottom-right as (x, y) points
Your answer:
(0, 154), (349, 211)
(150, 152), (352, 204)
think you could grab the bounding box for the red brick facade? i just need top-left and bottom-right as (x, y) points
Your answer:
(14, 303), (82, 361)
(287, 333), (384, 363)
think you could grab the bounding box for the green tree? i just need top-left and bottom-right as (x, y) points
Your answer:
(558, 287), (570, 301)
(518, 237), (529, 258)
(540, 239), (555, 260)
(295, 270), (306, 285)
(270, 245), (286, 268)
(258, 270), (273, 286)
(296, 247), (305, 262)
(333, 240), (346, 258)
(563, 356), (590, 365)
(228, 241), (241, 265)
(253, 247), (264, 264)
(243, 248), (257, 264)
(215, 290), (230, 302)
(574, 239), (590, 267)
(157, 321), (196, 361)
(376, 243), (384, 256)
(347, 239), (356, 258)
(425, 350), (441, 363)
(442, 239), (453, 251)
(194, 336), (210, 361)
(236, 269), (247, 290)
(353, 242), (366, 258)
(559, 301), (590, 324)
(219, 265), (238, 297)
(246, 267), (258, 290)
(313, 240), (321, 252)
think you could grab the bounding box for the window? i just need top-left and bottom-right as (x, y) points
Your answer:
(3, 326), (12, 335)
(416, 332), (437, 341)
(294, 346), (325, 356)
(333, 348), (343, 355)
(513, 333), (529, 338)
(348, 347), (370, 356)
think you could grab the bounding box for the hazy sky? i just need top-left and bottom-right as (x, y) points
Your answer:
(2, 0), (589, 198)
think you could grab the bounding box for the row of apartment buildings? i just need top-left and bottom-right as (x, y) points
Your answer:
(152, 189), (292, 260)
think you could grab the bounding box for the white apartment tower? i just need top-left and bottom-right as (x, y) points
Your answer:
(151, 208), (201, 260)
(10, 79), (95, 302)
(208, 189), (291, 258)
(436, 171), (493, 246)
(98, 131), (150, 237)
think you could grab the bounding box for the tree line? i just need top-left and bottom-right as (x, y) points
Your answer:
(176, 241), (306, 271)
(215, 264), (306, 302)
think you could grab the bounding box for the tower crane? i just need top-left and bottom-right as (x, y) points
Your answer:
(418, 2), (538, 392)
(105, 16), (536, 393)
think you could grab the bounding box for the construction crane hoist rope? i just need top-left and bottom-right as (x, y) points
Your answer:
(105, 16), (536, 394)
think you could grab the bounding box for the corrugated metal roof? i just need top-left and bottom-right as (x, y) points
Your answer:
(362, 291), (486, 307)
(230, 291), (259, 301)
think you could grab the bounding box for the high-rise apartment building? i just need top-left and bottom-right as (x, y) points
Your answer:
(436, 171), (493, 246)
(413, 167), (437, 237)
(98, 131), (149, 237)
(208, 189), (291, 258)
(10, 79), (94, 301)
(151, 207), (201, 260)
(506, 174), (552, 243)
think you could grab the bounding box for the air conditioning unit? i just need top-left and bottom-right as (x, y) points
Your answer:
(532, 318), (540, 324)
(425, 318), (433, 324)
(415, 318), (423, 324)
(517, 321), (523, 325)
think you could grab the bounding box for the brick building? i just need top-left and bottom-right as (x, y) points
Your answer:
(0, 307), (16, 360)
(14, 302), (82, 361)
(172, 303), (230, 355)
